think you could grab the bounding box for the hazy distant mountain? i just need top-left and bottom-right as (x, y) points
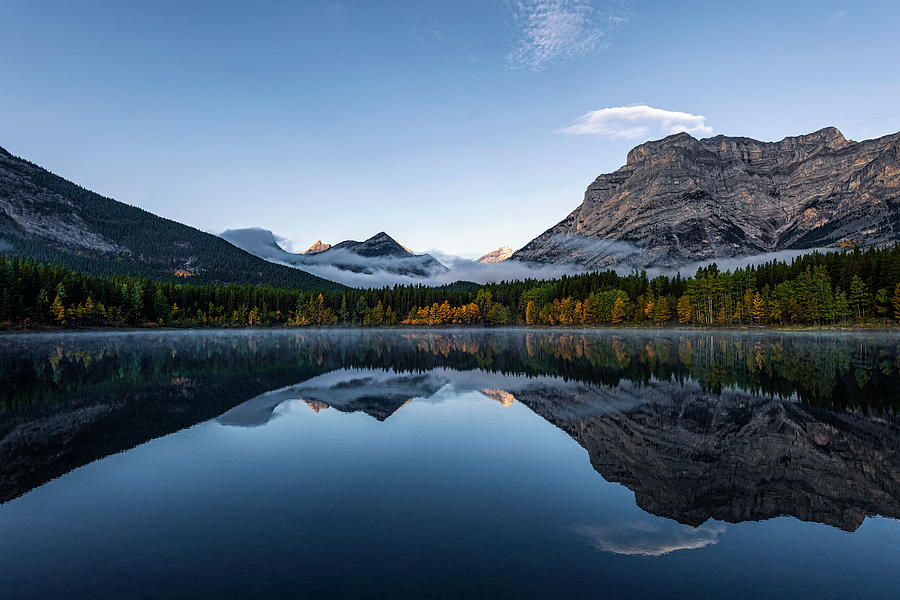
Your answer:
(220, 228), (447, 277)
(477, 246), (514, 263)
(513, 127), (900, 268)
(0, 145), (343, 289)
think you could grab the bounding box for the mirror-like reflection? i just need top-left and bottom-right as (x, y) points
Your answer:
(1, 329), (899, 598)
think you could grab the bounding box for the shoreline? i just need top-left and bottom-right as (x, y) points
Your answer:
(2, 323), (899, 335)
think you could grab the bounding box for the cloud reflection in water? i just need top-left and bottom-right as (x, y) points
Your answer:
(571, 520), (726, 556)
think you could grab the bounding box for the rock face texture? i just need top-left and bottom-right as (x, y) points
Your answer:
(518, 381), (900, 532)
(477, 245), (514, 263)
(302, 240), (331, 254)
(327, 231), (413, 257)
(513, 127), (900, 268)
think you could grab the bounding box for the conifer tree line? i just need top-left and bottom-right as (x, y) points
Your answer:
(1, 245), (899, 328)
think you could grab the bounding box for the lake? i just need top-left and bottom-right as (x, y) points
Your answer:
(1, 329), (899, 599)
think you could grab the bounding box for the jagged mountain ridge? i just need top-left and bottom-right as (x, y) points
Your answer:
(221, 228), (447, 277)
(0, 145), (343, 289)
(513, 127), (900, 268)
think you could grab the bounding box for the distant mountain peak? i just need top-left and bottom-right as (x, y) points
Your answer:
(219, 228), (446, 279)
(329, 231), (414, 258)
(477, 246), (514, 263)
(302, 240), (331, 255)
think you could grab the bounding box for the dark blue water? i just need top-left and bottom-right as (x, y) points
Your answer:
(1, 329), (899, 598)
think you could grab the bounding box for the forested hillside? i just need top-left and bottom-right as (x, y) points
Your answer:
(2, 246), (899, 328)
(0, 145), (343, 290)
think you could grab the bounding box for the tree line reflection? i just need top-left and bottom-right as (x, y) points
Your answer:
(2, 330), (898, 414)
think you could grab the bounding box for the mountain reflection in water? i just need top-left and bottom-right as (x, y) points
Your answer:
(2, 329), (899, 535)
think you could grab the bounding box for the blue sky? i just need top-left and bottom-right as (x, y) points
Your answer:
(2, 0), (899, 256)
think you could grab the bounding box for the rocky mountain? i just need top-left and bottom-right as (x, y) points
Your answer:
(513, 127), (900, 268)
(517, 381), (900, 532)
(221, 228), (447, 277)
(0, 145), (343, 289)
(477, 245), (514, 263)
(302, 240), (331, 254)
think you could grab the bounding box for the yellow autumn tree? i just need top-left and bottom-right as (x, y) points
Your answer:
(676, 295), (693, 324)
(644, 297), (655, 320)
(751, 291), (766, 324)
(525, 300), (537, 325)
(611, 296), (627, 323)
(50, 295), (65, 323)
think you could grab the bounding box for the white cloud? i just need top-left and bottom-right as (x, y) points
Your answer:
(827, 10), (848, 24)
(559, 105), (713, 139)
(507, 1), (624, 70)
(290, 254), (592, 288)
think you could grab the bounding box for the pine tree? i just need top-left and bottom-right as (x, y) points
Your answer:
(355, 296), (368, 325)
(849, 275), (869, 319)
(834, 290), (852, 322)
(35, 288), (49, 324)
(654, 297), (671, 324)
(874, 288), (891, 316)
(339, 295), (350, 323)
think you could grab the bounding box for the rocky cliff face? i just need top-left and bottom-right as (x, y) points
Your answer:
(513, 127), (900, 268)
(477, 245), (514, 263)
(518, 381), (900, 531)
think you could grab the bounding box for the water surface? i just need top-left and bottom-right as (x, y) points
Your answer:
(1, 329), (899, 598)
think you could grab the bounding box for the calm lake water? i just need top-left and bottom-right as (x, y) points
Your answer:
(1, 328), (899, 599)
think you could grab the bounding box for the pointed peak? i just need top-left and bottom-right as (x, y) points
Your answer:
(367, 231), (395, 242)
(807, 126), (847, 144)
(302, 240), (331, 255)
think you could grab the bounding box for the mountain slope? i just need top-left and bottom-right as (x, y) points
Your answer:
(513, 127), (900, 268)
(0, 145), (344, 290)
(477, 245), (513, 263)
(221, 228), (447, 277)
